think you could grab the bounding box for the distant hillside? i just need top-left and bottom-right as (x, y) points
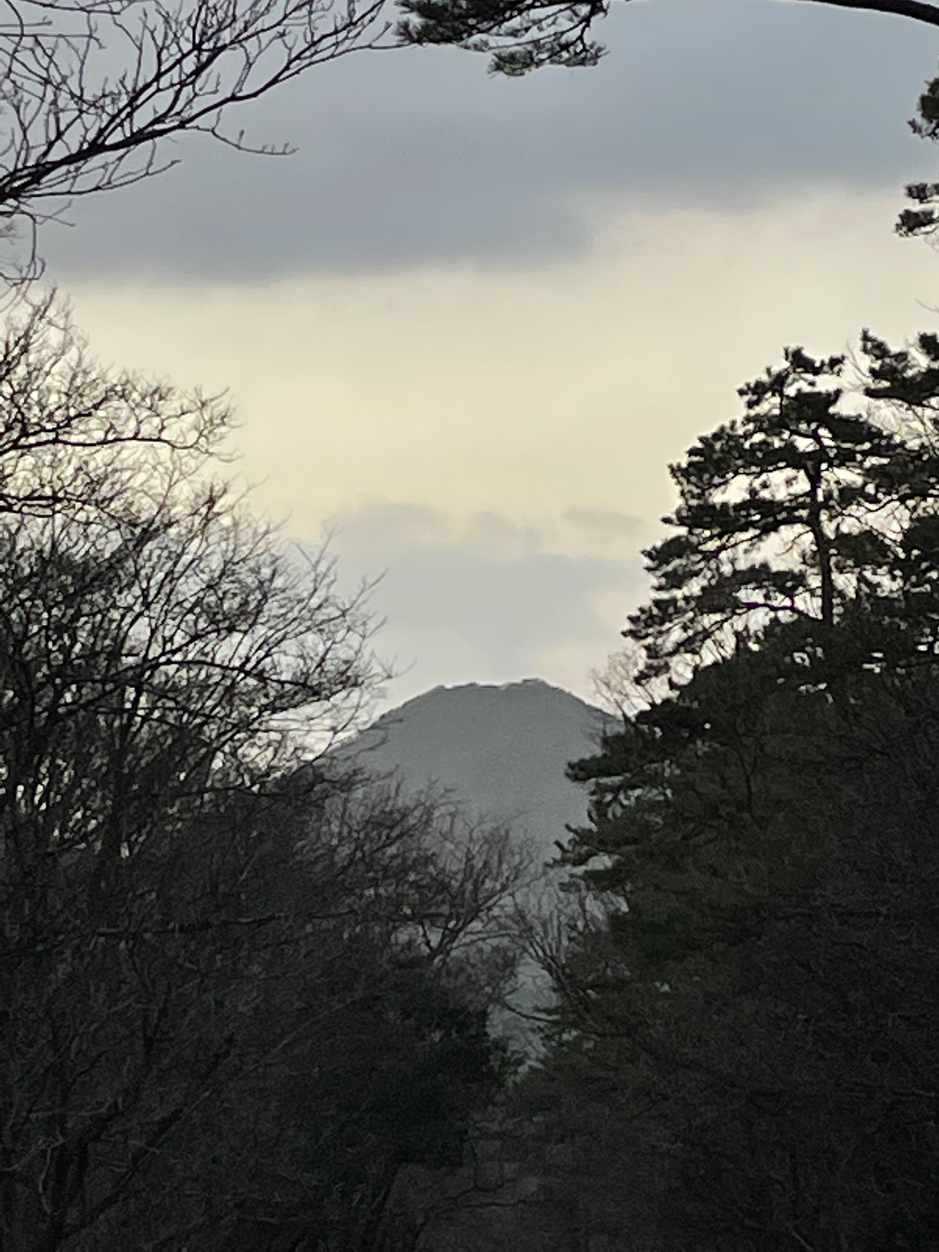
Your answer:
(342, 678), (614, 864)
(339, 679), (615, 1046)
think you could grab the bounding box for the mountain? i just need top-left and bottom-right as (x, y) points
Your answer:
(340, 679), (615, 1046)
(333, 679), (617, 1054)
(344, 678), (613, 865)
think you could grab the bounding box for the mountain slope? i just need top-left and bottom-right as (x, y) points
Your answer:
(344, 678), (613, 863)
(340, 678), (615, 1046)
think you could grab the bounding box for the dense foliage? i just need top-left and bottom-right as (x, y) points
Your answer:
(458, 332), (939, 1251)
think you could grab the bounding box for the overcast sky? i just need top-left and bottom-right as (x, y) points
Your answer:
(40, 0), (939, 708)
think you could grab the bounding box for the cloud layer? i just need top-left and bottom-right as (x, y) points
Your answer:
(42, 0), (939, 281)
(325, 502), (646, 704)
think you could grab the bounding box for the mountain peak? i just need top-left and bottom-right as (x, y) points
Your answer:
(345, 679), (613, 859)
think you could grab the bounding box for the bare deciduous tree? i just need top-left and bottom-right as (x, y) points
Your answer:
(0, 288), (229, 514)
(0, 294), (527, 1251)
(0, 0), (393, 273)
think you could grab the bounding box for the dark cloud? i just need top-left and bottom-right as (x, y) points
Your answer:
(41, 0), (939, 281)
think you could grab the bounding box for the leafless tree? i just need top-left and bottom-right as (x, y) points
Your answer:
(0, 293), (528, 1251)
(0, 287), (230, 514)
(0, 0), (394, 274)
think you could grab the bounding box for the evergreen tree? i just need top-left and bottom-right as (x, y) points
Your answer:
(499, 332), (939, 1251)
(625, 339), (939, 684)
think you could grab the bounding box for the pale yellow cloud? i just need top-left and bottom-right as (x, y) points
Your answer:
(64, 186), (933, 552)
(50, 186), (936, 701)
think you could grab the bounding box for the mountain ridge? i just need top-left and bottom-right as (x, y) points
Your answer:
(344, 677), (614, 862)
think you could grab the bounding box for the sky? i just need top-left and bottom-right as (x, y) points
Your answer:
(37, 0), (939, 709)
